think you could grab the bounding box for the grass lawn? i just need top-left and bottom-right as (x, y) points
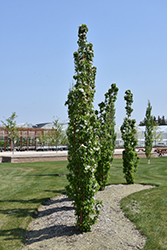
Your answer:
(0, 161), (69, 250)
(0, 157), (167, 249)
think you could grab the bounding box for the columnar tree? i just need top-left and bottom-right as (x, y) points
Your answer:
(120, 90), (139, 184)
(95, 83), (119, 190)
(144, 100), (154, 164)
(65, 24), (102, 232)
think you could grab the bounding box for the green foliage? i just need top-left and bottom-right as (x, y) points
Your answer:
(121, 90), (139, 184)
(1, 112), (19, 153)
(95, 83), (119, 190)
(65, 24), (102, 232)
(157, 115), (167, 125)
(0, 138), (4, 148)
(144, 100), (154, 163)
(153, 123), (163, 146)
(139, 115), (167, 126)
(38, 132), (48, 147)
(38, 118), (68, 148)
(51, 117), (65, 148)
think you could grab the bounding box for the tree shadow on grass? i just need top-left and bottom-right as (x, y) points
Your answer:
(44, 188), (66, 194)
(13, 174), (68, 180)
(0, 195), (72, 219)
(24, 174), (67, 177)
(0, 200), (74, 220)
(0, 188), (66, 205)
(0, 197), (47, 204)
(0, 228), (26, 242)
(0, 196), (79, 247)
(0, 208), (37, 218)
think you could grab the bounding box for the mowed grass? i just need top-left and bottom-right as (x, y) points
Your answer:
(109, 157), (167, 250)
(0, 161), (69, 250)
(0, 157), (167, 249)
(118, 157), (167, 250)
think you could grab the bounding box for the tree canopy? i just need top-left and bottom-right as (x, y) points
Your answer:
(139, 115), (167, 126)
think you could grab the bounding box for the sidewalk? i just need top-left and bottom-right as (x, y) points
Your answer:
(0, 148), (157, 163)
(0, 150), (68, 163)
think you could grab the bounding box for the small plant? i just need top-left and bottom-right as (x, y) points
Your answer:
(153, 123), (163, 147)
(65, 24), (102, 232)
(51, 117), (65, 149)
(1, 112), (18, 153)
(95, 83), (119, 190)
(120, 90), (139, 184)
(144, 100), (154, 164)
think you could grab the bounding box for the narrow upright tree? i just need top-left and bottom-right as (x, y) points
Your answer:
(121, 90), (139, 184)
(144, 100), (154, 164)
(65, 24), (102, 232)
(95, 83), (119, 190)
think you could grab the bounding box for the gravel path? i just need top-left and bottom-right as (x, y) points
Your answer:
(23, 184), (154, 250)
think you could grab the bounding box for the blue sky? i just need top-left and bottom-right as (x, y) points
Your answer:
(1, 0), (167, 126)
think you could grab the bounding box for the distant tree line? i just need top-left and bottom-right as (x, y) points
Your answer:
(139, 115), (167, 126)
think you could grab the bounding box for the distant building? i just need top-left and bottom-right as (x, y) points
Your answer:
(115, 125), (167, 147)
(0, 122), (68, 152)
